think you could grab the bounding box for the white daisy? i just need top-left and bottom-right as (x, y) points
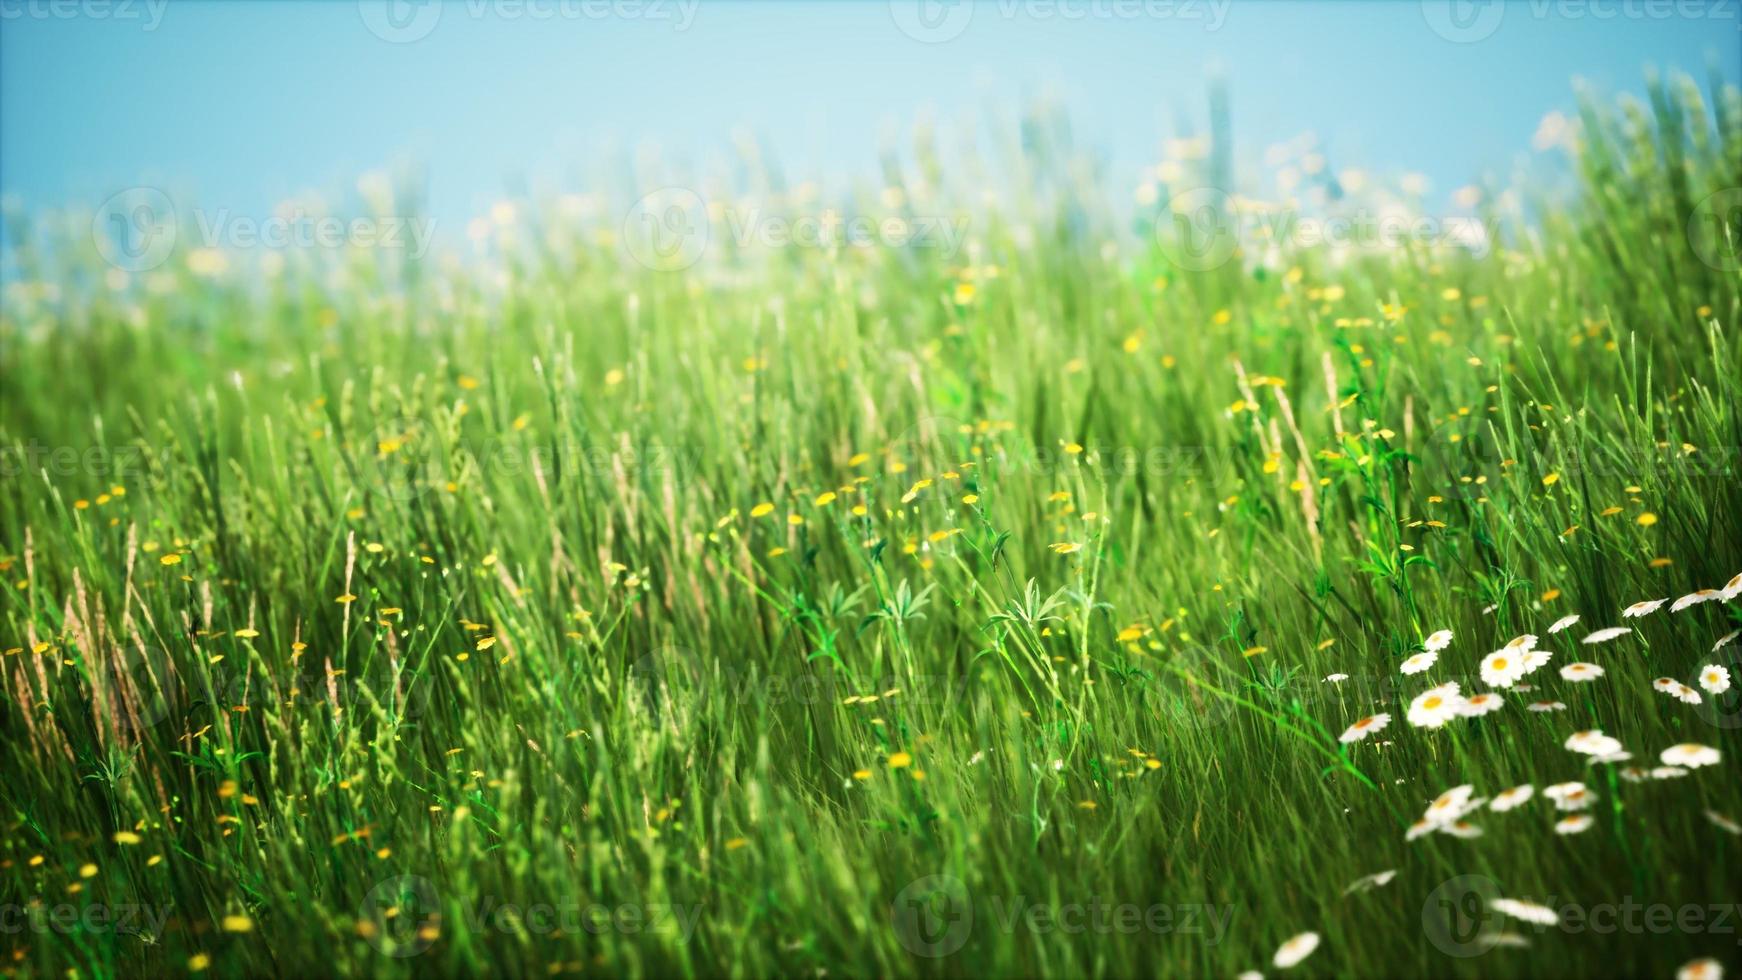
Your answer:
(1652, 766), (1690, 779)
(1622, 599), (1666, 618)
(1564, 730), (1622, 756)
(1672, 590), (1720, 612)
(1341, 869), (1397, 895)
(1440, 820), (1483, 839)
(1323, 672), (1350, 683)
(1676, 683), (1703, 704)
(1272, 932), (1319, 969)
(1400, 651), (1438, 675)
(1705, 810), (1742, 836)
(1407, 683), (1464, 728)
(1588, 751), (1633, 765)
(1238, 972), (1264, 980)
(1723, 572), (1742, 601)
(1698, 664), (1731, 694)
(1489, 784), (1534, 812)
(1522, 648), (1553, 673)
(1660, 743), (1721, 768)
(1559, 662), (1603, 682)
(1423, 784), (1479, 825)
(1527, 700), (1567, 712)
(1716, 629), (1740, 652)
(1405, 818), (1436, 842)
(1339, 713), (1391, 744)
(1581, 627), (1631, 645)
(1678, 957), (1724, 980)
(1459, 693), (1504, 717)
(1490, 897), (1558, 926)
(1502, 633), (1538, 653)
(1653, 677), (1680, 695)
(1554, 814), (1594, 834)
(1544, 781), (1596, 811)
(1424, 629), (1454, 652)
(1547, 613), (1580, 634)
(1480, 650), (1529, 688)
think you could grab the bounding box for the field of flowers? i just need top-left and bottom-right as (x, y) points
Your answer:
(2, 75), (1740, 978)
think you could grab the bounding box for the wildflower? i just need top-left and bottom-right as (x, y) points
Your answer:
(1341, 870), (1397, 895)
(1547, 614), (1580, 634)
(1424, 629), (1454, 652)
(1479, 651), (1528, 688)
(1674, 683), (1702, 704)
(1527, 700), (1566, 712)
(1672, 590), (1720, 612)
(1405, 819), (1436, 841)
(1652, 766), (1690, 780)
(1459, 693), (1503, 717)
(1622, 599), (1666, 618)
(1653, 677), (1679, 694)
(1441, 820), (1484, 839)
(1563, 730), (1622, 756)
(1705, 811), (1742, 836)
(887, 751), (913, 769)
(1558, 662), (1603, 682)
(1544, 782), (1595, 811)
(1715, 629), (1740, 652)
(1502, 633), (1538, 653)
(1323, 673), (1349, 683)
(1408, 683), (1464, 728)
(1677, 958), (1723, 980)
(1723, 572), (1742, 600)
(1490, 784), (1534, 812)
(1272, 932), (1320, 969)
(1659, 744), (1720, 768)
(1698, 664), (1731, 694)
(1339, 713), (1390, 743)
(1400, 651), (1437, 675)
(1554, 814), (1595, 835)
(1490, 898), (1558, 926)
(1580, 627), (1631, 645)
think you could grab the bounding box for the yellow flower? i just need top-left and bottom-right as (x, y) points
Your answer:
(750, 502), (775, 518)
(887, 751), (913, 769)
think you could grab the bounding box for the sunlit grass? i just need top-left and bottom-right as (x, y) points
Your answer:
(1, 75), (1740, 978)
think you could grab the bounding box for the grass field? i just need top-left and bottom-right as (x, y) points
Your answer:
(3, 74), (1741, 979)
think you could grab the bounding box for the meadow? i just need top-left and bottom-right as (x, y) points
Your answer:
(2, 74), (1740, 979)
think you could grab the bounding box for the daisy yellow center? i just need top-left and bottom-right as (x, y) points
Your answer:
(1491, 657), (1508, 670)
(1423, 696), (1442, 709)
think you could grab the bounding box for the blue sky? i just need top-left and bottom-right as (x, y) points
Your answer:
(1, 0), (1736, 246)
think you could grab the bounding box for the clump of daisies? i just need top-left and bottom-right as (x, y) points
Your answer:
(1653, 677), (1702, 704)
(1563, 730), (1623, 757)
(1479, 635), (1551, 689)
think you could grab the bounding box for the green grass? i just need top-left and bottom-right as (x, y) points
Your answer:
(3, 74), (1741, 978)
